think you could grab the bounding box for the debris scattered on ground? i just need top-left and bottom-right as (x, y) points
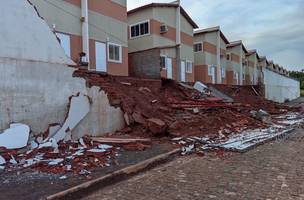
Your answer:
(175, 112), (304, 154)
(0, 124), (30, 150)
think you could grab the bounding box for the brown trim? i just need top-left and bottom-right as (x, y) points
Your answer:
(231, 53), (240, 63)
(194, 65), (213, 83)
(203, 42), (217, 55)
(150, 19), (193, 47)
(65, 0), (127, 22)
(248, 60), (255, 67)
(127, 3), (198, 28)
(128, 45), (178, 55)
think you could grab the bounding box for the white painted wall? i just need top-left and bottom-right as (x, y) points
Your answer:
(0, 58), (125, 139)
(0, 0), (73, 65)
(0, 0), (125, 138)
(263, 68), (300, 103)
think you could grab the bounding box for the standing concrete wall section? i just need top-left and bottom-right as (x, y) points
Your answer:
(263, 68), (300, 103)
(0, 0), (125, 138)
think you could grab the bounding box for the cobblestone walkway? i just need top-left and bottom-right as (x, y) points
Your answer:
(83, 129), (304, 200)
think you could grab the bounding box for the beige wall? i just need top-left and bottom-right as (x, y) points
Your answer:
(30, 0), (128, 76)
(127, 6), (194, 62)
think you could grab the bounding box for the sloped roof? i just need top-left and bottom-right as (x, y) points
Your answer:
(227, 40), (248, 53)
(194, 26), (229, 44)
(127, 3), (199, 28)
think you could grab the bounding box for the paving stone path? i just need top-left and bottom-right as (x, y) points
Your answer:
(83, 128), (304, 200)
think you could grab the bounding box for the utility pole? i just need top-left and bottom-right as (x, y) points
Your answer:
(176, 0), (181, 81)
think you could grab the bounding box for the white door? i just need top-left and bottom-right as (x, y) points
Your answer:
(166, 58), (173, 79)
(181, 61), (186, 82)
(95, 42), (107, 72)
(211, 66), (216, 84)
(56, 33), (71, 57)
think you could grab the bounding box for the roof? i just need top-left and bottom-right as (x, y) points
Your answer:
(127, 3), (199, 28)
(194, 26), (229, 44)
(246, 49), (260, 59)
(227, 40), (248, 53)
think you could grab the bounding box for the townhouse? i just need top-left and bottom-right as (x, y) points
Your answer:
(258, 56), (269, 84)
(245, 50), (260, 85)
(193, 26), (229, 84)
(226, 41), (248, 85)
(127, 2), (198, 82)
(29, 0), (129, 76)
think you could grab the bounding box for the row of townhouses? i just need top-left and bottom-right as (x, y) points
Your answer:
(30, 0), (290, 85)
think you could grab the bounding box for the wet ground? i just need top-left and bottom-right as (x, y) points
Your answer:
(0, 143), (172, 200)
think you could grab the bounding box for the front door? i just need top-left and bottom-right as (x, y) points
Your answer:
(166, 58), (173, 79)
(181, 61), (186, 82)
(211, 66), (216, 84)
(95, 42), (107, 72)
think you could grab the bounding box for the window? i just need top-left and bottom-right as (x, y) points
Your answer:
(221, 67), (226, 78)
(186, 61), (193, 73)
(193, 43), (202, 52)
(56, 32), (71, 57)
(208, 65), (214, 76)
(108, 43), (122, 63)
(130, 21), (149, 38)
(226, 54), (231, 60)
(160, 56), (166, 69)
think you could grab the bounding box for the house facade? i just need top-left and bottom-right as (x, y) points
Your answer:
(193, 26), (229, 84)
(29, 0), (129, 76)
(226, 41), (248, 85)
(258, 56), (269, 84)
(127, 3), (198, 82)
(245, 50), (260, 85)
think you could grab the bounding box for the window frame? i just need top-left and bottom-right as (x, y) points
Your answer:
(208, 65), (214, 76)
(107, 42), (122, 63)
(56, 32), (71, 57)
(193, 42), (202, 52)
(186, 60), (193, 73)
(160, 55), (167, 69)
(221, 67), (226, 78)
(129, 20), (150, 39)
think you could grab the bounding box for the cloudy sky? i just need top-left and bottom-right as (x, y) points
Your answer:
(127, 0), (304, 71)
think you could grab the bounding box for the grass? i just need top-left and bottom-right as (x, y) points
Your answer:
(301, 90), (304, 97)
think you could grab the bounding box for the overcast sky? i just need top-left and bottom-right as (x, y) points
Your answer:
(127, 0), (304, 71)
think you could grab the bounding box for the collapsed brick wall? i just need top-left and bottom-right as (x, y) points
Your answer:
(128, 49), (161, 79)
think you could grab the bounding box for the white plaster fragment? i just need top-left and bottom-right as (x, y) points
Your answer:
(98, 144), (112, 149)
(87, 149), (106, 153)
(0, 124), (30, 149)
(52, 95), (90, 142)
(48, 158), (64, 165)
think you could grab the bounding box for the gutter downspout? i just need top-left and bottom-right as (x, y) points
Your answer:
(239, 46), (243, 85)
(216, 30), (222, 84)
(176, 0), (181, 81)
(81, 0), (90, 69)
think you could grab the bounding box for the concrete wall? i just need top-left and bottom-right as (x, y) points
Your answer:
(263, 68), (300, 103)
(0, 0), (73, 65)
(0, 58), (125, 138)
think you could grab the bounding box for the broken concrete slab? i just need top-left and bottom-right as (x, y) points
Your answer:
(50, 94), (90, 142)
(0, 123), (30, 149)
(193, 81), (209, 93)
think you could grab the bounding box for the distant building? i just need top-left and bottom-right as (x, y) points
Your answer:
(127, 2), (198, 82)
(226, 41), (248, 85)
(193, 26), (229, 84)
